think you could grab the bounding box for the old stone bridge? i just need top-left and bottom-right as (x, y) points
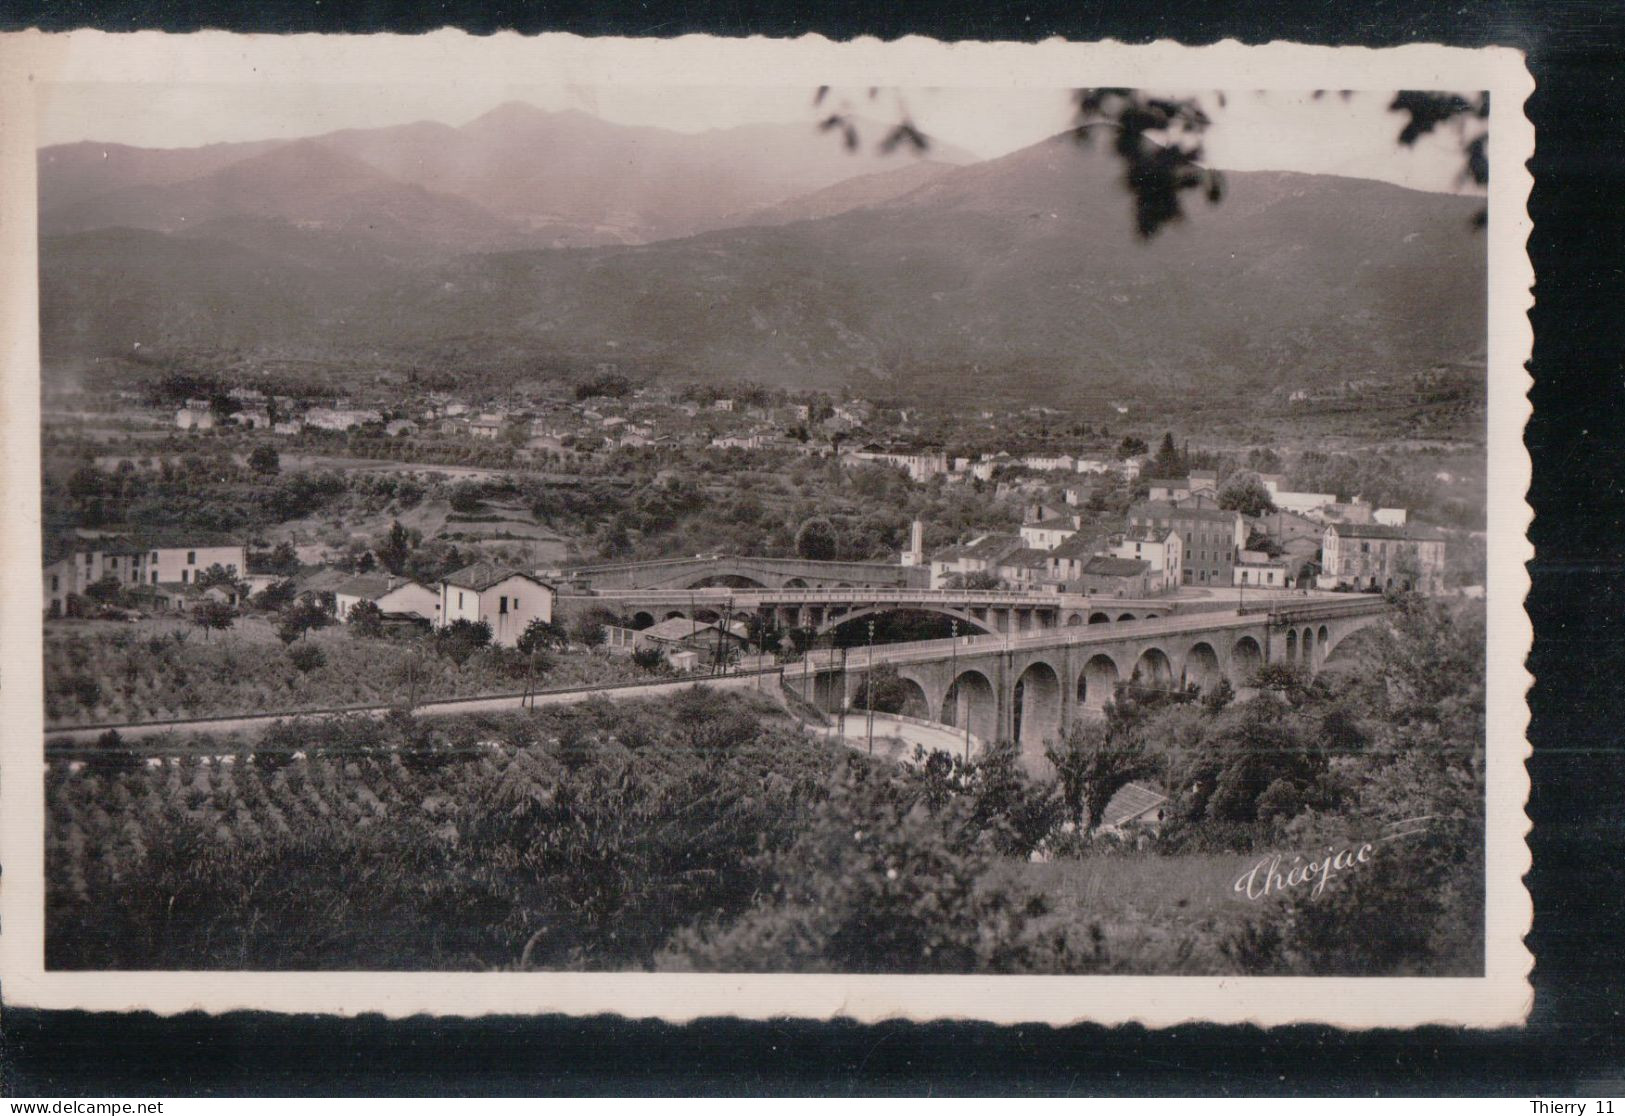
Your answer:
(560, 586), (1177, 637)
(546, 555), (932, 591)
(784, 596), (1388, 764)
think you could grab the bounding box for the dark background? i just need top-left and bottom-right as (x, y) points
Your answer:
(4, 0), (1624, 1096)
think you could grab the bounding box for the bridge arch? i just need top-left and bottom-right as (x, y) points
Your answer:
(1013, 660), (1063, 754)
(1118, 612), (1137, 622)
(783, 578), (808, 588)
(1285, 628), (1299, 664)
(1132, 646), (1175, 691)
(814, 604), (1001, 638)
(1230, 636), (1263, 686)
(631, 611), (655, 630)
(941, 669), (997, 746)
(1065, 612), (1084, 627)
(1078, 654), (1121, 711)
(1182, 641), (1222, 692)
(1302, 626), (1316, 667)
(684, 573), (769, 590)
(1323, 615), (1382, 661)
(1088, 611), (1112, 625)
(1318, 625), (1330, 660)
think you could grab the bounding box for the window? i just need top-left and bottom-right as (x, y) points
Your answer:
(151, 571), (158, 584)
(458, 592), (464, 608)
(499, 595), (509, 615)
(181, 569), (189, 584)
(187, 551), (196, 564)
(50, 575), (59, 591)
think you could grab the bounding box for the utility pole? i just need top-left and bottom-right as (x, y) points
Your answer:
(865, 618), (876, 756)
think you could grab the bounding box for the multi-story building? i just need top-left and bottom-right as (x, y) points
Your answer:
(44, 534), (247, 616)
(841, 443), (949, 483)
(1110, 526), (1184, 592)
(1127, 501), (1247, 587)
(928, 533), (1024, 588)
(1070, 556), (1155, 597)
(1319, 523), (1448, 595)
(1019, 515), (1078, 551)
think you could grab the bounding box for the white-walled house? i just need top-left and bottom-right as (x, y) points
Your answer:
(43, 534), (246, 616)
(437, 562), (556, 646)
(334, 575), (441, 623)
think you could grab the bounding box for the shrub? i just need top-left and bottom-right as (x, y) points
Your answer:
(86, 729), (141, 775)
(662, 764), (1076, 974)
(287, 644), (327, 673)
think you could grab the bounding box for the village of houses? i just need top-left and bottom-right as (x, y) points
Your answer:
(44, 365), (1452, 682)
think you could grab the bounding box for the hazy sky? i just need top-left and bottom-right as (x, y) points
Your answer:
(37, 82), (1483, 194)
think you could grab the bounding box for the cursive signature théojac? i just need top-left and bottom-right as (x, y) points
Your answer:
(1232, 843), (1373, 901)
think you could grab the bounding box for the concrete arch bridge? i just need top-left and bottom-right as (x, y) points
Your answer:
(547, 555), (932, 591)
(789, 597), (1387, 770)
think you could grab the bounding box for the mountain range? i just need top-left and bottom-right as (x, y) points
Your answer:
(37, 103), (1487, 402)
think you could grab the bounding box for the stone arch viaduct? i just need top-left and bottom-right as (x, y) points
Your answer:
(787, 598), (1387, 767)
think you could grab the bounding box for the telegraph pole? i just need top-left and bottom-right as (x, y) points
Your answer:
(949, 618), (961, 759)
(865, 618), (876, 756)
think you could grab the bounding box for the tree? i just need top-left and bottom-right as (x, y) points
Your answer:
(252, 578), (298, 612)
(86, 729), (141, 775)
(287, 643), (327, 673)
(517, 617), (568, 656)
(347, 599), (385, 638)
(190, 599), (237, 641)
(1218, 472), (1277, 517)
(194, 563), (246, 598)
(83, 573), (123, 605)
(268, 541), (300, 575)
(960, 570), (1003, 591)
(1244, 528), (1285, 558)
(795, 516), (839, 561)
(1116, 435), (1149, 460)
(277, 599), (331, 643)
(434, 618), (492, 664)
(376, 519), (412, 576)
(1045, 718), (1154, 832)
(1148, 432), (1183, 478)
(569, 613), (608, 649)
(247, 445), (281, 476)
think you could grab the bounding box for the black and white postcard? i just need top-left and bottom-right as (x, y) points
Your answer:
(0, 31), (1534, 1027)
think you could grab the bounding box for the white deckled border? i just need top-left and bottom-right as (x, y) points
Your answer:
(0, 30), (1534, 1028)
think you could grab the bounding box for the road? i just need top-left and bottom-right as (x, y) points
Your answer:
(825, 713), (975, 764)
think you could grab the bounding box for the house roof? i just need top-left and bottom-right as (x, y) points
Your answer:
(1025, 515), (1076, 530)
(441, 562), (553, 593)
(1049, 532), (1106, 560)
(997, 547), (1051, 569)
(1100, 781), (1169, 829)
(961, 533), (1024, 561)
(335, 575), (393, 599)
(1329, 522), (1446, 541)
(79, 529), (244, 554)
(640, 618), (717, 642)
(1122, 524), (1174, 544)
(1081, 556), (1151, 578)
(1130, 501), (1238, 523)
